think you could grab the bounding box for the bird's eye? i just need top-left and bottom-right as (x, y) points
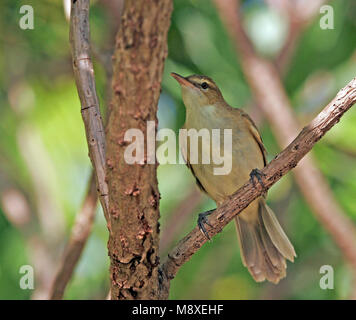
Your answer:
(201, 82), (209, 89)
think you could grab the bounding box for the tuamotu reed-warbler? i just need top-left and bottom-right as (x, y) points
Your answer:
(172, 72), (296, 284)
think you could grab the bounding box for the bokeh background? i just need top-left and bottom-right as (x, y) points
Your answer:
(1, 0), (356, 299)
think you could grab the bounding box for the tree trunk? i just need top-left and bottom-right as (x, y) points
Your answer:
(105, 0), (173, 300)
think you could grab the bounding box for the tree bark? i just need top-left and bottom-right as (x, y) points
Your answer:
(106, 0), (173, 300)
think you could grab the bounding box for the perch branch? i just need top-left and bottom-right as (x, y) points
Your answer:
(160, 77), (356, 297)
(69, 0), (110, 225)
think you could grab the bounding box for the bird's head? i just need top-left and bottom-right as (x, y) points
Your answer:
(171, 73), (224, 109)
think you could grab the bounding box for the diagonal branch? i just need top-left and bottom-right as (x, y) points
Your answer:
(159, 77), (356, 298)
(69, 0), (110, 225)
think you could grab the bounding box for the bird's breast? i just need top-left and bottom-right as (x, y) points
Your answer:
(184, 105), (264, 203)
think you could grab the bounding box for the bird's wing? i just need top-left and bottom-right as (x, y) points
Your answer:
(181, 125), (208, 194)
(240, 111), (267, 166)
(186, 159), (208, 194)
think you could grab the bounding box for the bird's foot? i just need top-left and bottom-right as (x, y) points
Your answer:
(197, 209), (215, 241)
(249, 168), (266, 189)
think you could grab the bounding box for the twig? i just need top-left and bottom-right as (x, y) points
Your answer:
(69, 0), (110, 225)
(214, 0), (356, 298)
(49, 174), (98, 300)
(48, 0), (119, 298)
(159, 77), (356, 297)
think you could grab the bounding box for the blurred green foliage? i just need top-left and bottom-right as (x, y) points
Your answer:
(0, 0), (355, 300)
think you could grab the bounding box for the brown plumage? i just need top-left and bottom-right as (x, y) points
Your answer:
(172, 73), (296, 284)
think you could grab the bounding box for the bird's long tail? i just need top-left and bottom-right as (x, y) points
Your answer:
(234, 199), (296, 284)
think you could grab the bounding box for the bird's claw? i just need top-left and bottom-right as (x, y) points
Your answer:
(249, 168), (266, 189)
(197, 209), (215, 241)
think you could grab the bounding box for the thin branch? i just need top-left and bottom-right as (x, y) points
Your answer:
(48, 0), (120, 298)
(53, 0), (125, 300)
(70, 0), (110, 225)
(160, 77), (356, 297)
(214, 0), (356, 298)
(49, 174), (98, 300)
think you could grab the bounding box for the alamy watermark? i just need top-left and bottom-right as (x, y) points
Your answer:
(19, 265), (34, 290)
(319, 265), (334, 290)
(19, 5), (34, 30)
(320, 5), (334, 30)
(124, 121), (232, 175)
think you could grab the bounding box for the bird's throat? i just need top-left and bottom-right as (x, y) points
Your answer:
(185, 104), (219, 130)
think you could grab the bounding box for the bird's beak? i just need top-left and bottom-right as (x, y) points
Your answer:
(171, 72), (195, 89)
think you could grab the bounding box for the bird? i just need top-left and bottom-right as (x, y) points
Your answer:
(171, 72), (296, 284)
